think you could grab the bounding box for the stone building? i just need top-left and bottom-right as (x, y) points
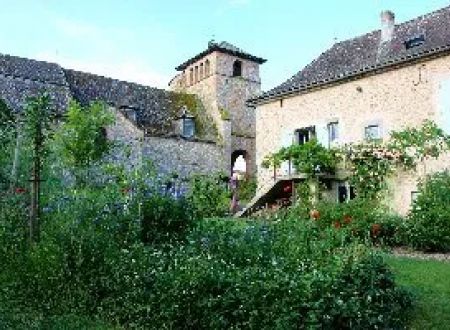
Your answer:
(250, 7), (450, 214)
(0, 54), (226, 178)
(0, 40), (265, 180)
(169, 41), (266, 176)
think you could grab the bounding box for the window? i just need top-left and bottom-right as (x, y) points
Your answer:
(327, 121), (339, 146)
(338, 183), (356, 203)
(365, 124), (380, 140)
(182, 117), (195, 138)
(232, 60), (242, 77)
(189, 68), (193, 85)
(411, 191), (420, 203)
(200, 63), (204, 80)
(205, 59), (210, 77)
(280, 99), (284, 108)
(295, 126), (315, 145)
(194, 66), (199, 83)
(405, 34), (425, 49)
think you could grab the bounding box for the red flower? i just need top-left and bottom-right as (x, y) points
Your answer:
(14, 187), (26, 194)
(334, 221), (341, 229)
(343, 215), (352, 224)
(371, 224), (381, 237)
(310, 209), (320, 220)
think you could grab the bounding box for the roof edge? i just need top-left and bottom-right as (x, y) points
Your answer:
(175, 44), (267, 71)
(249, 44), (450, 106)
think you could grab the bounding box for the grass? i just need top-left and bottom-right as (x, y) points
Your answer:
(385, 256), (450, 330)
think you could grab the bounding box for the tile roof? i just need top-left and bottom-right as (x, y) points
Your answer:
(253, 5), (450, 104)
(64, 69), (180, 135)
(175, 40), (266, 71)
(0, 53), (216, 138)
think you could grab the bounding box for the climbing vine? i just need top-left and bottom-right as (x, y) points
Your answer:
(344, 120), (450, 200)
(262, 139), (339, 175)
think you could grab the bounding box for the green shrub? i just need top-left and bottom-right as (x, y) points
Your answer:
(406, 170), (450, 252)
(148, 218), (412, 329)
(237, 175), (257, 203)
(141, 194), (193, 244)
(312, 199), (406, 246)
(186, 174), (230, 219)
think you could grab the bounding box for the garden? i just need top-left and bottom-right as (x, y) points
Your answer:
(0, 95), (450, 329)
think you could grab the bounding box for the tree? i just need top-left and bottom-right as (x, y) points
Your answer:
(53, 100), (114, 184)
(0, 99), (15, 190)
(22, 94), (54, 243)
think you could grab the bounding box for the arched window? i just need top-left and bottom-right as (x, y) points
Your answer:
(232, 60), (242, 77)
(231, 150), (247, 175)
(205, 59), (210, 77)
(194, 66), (199, 83)
(200, 63), (204, 80)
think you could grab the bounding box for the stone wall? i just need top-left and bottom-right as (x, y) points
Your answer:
(142, 136), (226, 178)
(170, 50), (262, 175)
(255, 54), (450, 214)
(108, 109), (226, 178)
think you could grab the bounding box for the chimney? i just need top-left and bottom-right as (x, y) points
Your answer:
(380, 10), (395, 43)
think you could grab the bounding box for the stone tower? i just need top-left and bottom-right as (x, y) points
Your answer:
(169, 41), (266, 176)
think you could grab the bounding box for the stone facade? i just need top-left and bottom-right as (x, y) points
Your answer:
(255, 55), (450, 214)
(169, 42), (265, 176)
(0, 52), (227, 180)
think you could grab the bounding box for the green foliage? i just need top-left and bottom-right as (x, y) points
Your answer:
(389, 120), (450, 167)
(237, 175), (257, 202)
(53, 100), (114, 170)
(406, 170), (450, 252)
(219, 107), (230, 120)
(186, 174), (230, 219)
(141, 195), (193, 244)
(149, 218), (412, 329)
(0, 99), (16, 189)
(313, 199), (406, 246)
(262, 139), (339, 175)
(345, 120), (450, 200)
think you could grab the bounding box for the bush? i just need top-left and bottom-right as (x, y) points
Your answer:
(311, 199), (406, 246)
(406, 170), (450, 252)
(186, 174), (230, 219)
(148, 218), (413, 329)
(141, 194), (193, 244)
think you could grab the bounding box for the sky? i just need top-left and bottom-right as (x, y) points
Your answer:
(0, 0), (449, 91)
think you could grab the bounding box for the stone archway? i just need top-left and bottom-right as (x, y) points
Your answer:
(231, 150), (248, 175)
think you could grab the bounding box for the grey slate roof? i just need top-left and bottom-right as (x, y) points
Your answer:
(254, 5), (450, 103)
(176, 40), (266, 71)
(0, 53), (70, 113)
(0, 52), (211, 138)
(64, 69), (181, 135)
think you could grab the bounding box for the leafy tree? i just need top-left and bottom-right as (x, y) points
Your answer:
(0, 99), (15, 189)
(53, 100), (114, 182)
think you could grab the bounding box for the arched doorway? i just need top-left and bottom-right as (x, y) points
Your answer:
(231, 150), (248, 175)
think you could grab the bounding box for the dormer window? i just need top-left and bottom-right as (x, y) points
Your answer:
(232, 60), (242, 77)
(405, 34), (425, 49)
(120, 105), (138, 122)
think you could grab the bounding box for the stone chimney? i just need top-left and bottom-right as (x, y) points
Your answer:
(380, 10), (395, 43)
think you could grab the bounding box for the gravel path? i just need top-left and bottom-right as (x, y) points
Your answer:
(391, 247), (450, 262)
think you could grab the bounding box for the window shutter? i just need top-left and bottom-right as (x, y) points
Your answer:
(316, 123), (329, 148)
(280, 130), (294, 176)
